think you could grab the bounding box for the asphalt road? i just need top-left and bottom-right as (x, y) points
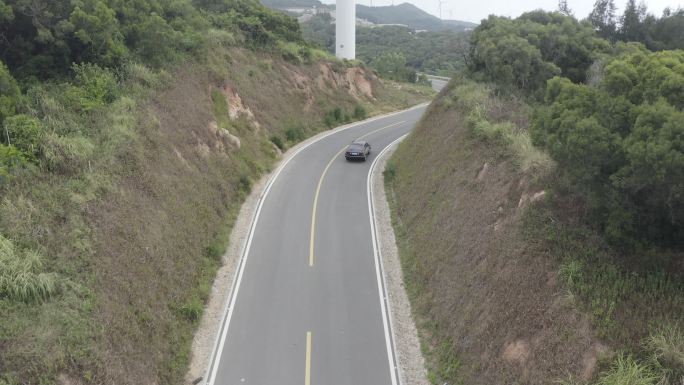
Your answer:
(425, 75), (449, 92)
(206, 81), (446, 385)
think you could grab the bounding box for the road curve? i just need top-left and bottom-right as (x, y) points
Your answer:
(425, 75), (449, 92)
(206, 83), (446, 385)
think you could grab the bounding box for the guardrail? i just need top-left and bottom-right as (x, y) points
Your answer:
(419, 73), (452, 81)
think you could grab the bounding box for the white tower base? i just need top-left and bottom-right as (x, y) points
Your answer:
(335, 0), (356, 60)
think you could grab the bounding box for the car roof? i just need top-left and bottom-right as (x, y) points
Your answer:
(351, 140), (367, 145)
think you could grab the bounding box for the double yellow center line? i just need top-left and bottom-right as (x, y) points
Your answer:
(308, 121), (405, 267)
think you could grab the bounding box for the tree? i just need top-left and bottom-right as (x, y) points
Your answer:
(532, 50), (684, 248)
(588, 0), (617, 40)
(2, 114), (42, 157)
(558, 0), (573, 16)
(469, 13), (608, 92)
(0, 61), (19, 125)
(371, 52), (411, 81)
(620, 0), (647, 42)
(68, 0), (127, 66)
(0, 0), (13, 23)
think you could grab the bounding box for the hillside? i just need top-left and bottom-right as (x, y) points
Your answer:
(356, 3), (476, 31)
(385, 9), (684, 385)
(261, 0), (322, 8)
(385, 76), (684, 385)
(302, 15), (470, 76)
(0, 1), (432, 384)
(260, 0), (476, 31)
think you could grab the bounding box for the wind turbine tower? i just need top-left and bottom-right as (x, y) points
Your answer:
(335, 0), (355, 60)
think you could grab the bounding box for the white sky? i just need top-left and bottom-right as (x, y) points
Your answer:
(319, 0), (684, 23)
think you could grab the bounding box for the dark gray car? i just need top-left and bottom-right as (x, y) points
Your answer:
(345, 140), (371, 161)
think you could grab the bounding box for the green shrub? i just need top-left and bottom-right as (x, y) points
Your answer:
(238, 175), (252, 195)
(323, 112), (335, 127)
(125, 62), (161, 88)
(2, 114), (43, 158)
(40, 133), (95, 174)
(353, 105), (367, 120)
(270, 135), (285, 150)
(324, 108), (345, 127)
(178, 297), (203, 322)
(332, 107), (342, 121)
(206, 29), (236, 48)
(298, 46), (312, 63)
(66, 63), (118, 112)
(285, 127), (306, 142)
(279, 42), (302, 64)
(0, 61), (19, 124)
(383, 162), (397, 183)
(0, 144), (25, 179)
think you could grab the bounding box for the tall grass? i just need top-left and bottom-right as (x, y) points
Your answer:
(525, 202), (684, 385)
(0, 236), (58, 302)
(596, 355), (661, 385)
(448, 79), (554, 176)
(645, 324), (684, 380)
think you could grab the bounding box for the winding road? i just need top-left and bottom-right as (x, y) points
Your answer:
(205, 80), (445, 385)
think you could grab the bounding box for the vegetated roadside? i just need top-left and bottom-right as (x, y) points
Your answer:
(301, 14), (471, 78)
(384, 9), (683, 384)
(386, 75), (684, 385)
(0, 2), (433, 385)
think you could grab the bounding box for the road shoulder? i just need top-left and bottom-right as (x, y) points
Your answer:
(371, 139), (429, 385)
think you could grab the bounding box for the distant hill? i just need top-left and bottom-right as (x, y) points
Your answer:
(260, 0), (477, 31)
(261, 0), (322, 8)
(356, 3), (476, 31)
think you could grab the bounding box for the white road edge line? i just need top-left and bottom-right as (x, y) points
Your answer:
(368, 133), (410, 385)
(203, 103), (427, 385)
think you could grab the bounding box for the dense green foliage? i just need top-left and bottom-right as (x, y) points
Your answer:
(356, 26), (469, 76)
(302, 16), (470, 76)
(469, 11), (609, 93)
(261, 0), (321, 8)
(587, 0), (684, 51)
(0, 0), (303, 78)
(467, 10), (683, 250)
(355, 3), (476, 32)
(300, 12), (334, 51)
(0, 0), (310, 176)
(532, 49), (684, 247)
(264, 0), (476, 32)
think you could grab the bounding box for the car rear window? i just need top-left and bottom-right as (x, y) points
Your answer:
(348, 145), (363, 150)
